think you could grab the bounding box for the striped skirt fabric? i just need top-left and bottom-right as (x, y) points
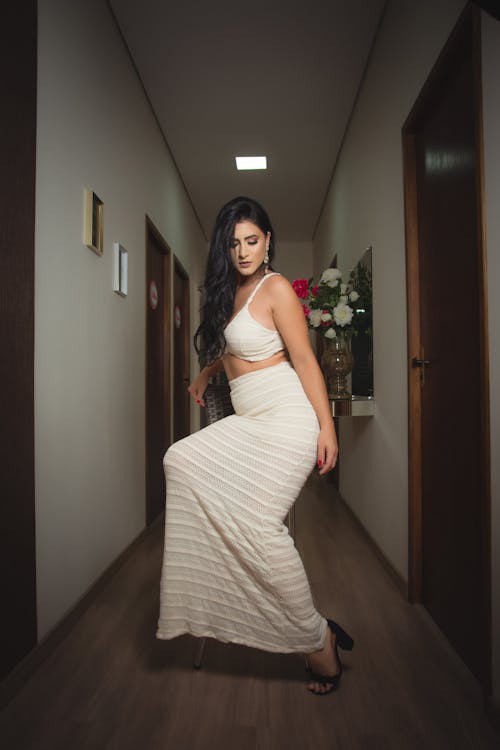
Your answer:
(156, 361), (328, 653)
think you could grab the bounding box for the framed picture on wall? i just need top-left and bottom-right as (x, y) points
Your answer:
(84, 188), (104, 255)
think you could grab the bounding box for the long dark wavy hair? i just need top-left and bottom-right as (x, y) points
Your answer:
(194, 196), (276, 365)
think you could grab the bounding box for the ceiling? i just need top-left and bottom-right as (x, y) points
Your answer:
(110, 0), (386, 241)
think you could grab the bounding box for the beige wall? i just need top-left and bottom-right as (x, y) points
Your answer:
(482, 9), (500, 712)
(313, 0), (500, 705)
(274, 241), (314, 285)
(35, 0), (206, 639)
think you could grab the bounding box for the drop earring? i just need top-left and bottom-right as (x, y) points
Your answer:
(264, 246), (270, 266)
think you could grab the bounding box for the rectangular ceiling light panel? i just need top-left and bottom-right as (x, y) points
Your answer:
(235, 156), (267, 170)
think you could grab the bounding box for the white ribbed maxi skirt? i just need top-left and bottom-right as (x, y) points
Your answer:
(156, 360), (328, 653)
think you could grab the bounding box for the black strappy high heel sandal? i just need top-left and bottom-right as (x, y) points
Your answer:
(305, 619), (354, 696)
(326, 618), (354, 650)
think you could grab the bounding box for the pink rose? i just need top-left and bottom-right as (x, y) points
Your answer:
(303, 304), (310, 317)
(311, 285), (319, 296)
(292, 279), (309, 299)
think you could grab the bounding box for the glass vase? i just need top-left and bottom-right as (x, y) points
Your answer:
(321, 330), (354, 400)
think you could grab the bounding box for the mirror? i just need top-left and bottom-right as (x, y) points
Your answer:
(349, 246), (373, 397)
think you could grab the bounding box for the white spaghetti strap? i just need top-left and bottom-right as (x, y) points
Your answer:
(246, 272), (280, 306)
(226, 271), (285, 361)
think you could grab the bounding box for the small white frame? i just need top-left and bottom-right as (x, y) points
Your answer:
(113, 243), (128, 297)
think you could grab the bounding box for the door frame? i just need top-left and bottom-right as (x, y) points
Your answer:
(173, 255), (191, 440)
(145, 216), (171, 525)
(402, 4), (491, 694)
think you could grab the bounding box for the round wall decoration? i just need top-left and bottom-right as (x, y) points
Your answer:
(149, 280), (158, 310)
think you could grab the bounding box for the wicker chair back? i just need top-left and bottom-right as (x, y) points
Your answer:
(204, 382), (234, 425)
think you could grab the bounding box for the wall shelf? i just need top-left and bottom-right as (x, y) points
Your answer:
(330, 396), (375, 417)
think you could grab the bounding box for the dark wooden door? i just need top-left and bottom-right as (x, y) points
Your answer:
(0, 0), (38, 681)
(173, 257), (190, 442)
(403, 7), (490, 690)
(145, 219), (171, 525)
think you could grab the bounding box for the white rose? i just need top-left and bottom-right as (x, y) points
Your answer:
(349, 291), (359, 302)
(308, 309), (322, 327)
(333, 302), (353, 327)
(340, 295), (348, 304)
(320, 311), (332, 322)
(324, 327), (336, 339)
(320, 268), (342, 285)
(340, 283), (348, 294)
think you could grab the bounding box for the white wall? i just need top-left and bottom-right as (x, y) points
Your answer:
(35, 0), (206, 639)
(482, 8), (500, 713)
(313, 0), (500, 706)
(274, 241), (314, 284)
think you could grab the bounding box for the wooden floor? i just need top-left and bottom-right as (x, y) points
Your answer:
(1, 475), (499, 749)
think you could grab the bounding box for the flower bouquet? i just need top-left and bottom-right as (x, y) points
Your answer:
(292, 268), (366, 398)
(292, 267), (364, 339)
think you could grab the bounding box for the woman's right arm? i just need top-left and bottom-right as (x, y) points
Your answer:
(187, 357), (224, 407)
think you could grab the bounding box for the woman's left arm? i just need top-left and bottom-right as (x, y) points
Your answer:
(270, 276), (338, 475)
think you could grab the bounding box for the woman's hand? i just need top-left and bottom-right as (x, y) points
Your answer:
(187, 370), (210, 407)
(187, 358), (225, 407)
(316, 424), (338, 475)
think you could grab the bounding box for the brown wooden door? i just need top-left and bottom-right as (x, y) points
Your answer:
(173, 257), (190, 442)
(403, 7), (490, 691)
(146, 219), (171, 525)
(0, 0), (37, 681)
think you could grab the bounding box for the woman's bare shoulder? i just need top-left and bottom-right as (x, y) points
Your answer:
(266, 273), (295, 293)
(265, 273), (299, 303)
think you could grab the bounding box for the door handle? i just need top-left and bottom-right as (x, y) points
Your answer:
(411, 353), (433, 386)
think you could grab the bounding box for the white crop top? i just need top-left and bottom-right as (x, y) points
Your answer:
(224, 272), (286, 362)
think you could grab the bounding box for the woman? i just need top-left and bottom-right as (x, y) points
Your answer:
(156, 196), (354, 695)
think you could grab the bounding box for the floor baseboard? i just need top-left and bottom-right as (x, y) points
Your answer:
(337, 492), (500, 739)
(0, 513), (164, 709)
(336, 492), (408, 599)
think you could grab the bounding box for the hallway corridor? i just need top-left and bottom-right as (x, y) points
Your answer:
(0, 476), (498, 749)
